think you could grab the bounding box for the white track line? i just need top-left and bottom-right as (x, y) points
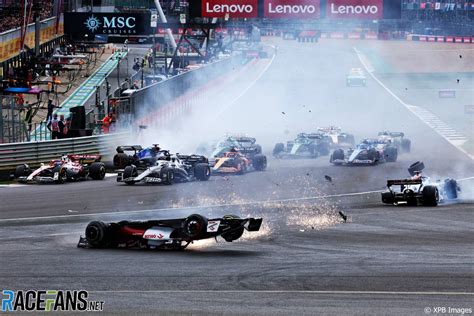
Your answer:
(353, 47), (473, 161)
(0, 189), (383, 223)
(88, 290), (474, 296)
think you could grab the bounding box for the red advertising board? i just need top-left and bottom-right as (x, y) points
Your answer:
(326, 0), (383, 19)
(263, 0), (320, 19)
(201, 0), (258, 18)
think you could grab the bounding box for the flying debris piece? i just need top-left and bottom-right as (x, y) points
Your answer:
(306, 173), (310, 176)
(282, 111), (286, 115)
(308, 110), (311, 113)
(459, 55), (462, 59)
(324, 175), (332, 182)
(338, 211), (347, 223)
(457, 79), (460, 83)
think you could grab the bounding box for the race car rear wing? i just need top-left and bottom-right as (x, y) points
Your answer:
(378, 131), (405, 138)
(68, 154), (101, 163)
(387, 179), (422, 186)
(116, 145), (143, 153)
(246, 218), (262, 231)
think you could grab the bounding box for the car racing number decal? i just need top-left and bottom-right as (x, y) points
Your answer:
(206, 220), (221, 232)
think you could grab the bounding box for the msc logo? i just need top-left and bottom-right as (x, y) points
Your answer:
(84, 15), (100, 32)
(84, 14), (137, 33)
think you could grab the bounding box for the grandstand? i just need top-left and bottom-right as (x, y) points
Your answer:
(0, 0), (57, 33)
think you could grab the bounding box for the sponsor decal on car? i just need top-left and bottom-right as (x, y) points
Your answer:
(207, 220), (221, 232)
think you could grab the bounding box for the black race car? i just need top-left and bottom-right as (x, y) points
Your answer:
(78, 214), (263, 250)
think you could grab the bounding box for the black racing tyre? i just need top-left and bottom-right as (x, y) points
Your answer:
(385, 147), (398, 162)
(444, 179), (458, 200)
(422, 185), (439, 206)
(89, 162), (106, 180)
(113, 153), (130, 169)
(85, 221), (110, 248)
(254, 144), (262, 154)
(401, 138), (411, 153)
(52, 165), (67, 184)
(316, 142), (331, 156)
(221, 215), (245, 242)
(273, 143), (284, 157)
(123, 165), (137, 185)
(235, 158), (246, 175)
(368, 149), (379, 164)
(252, 154), (267, 171)
(194, 163), (211, 181)
(182, 214), (207, 240)
(408, 161), (425, 176)
(330, 149), (345, 165)
(381, 192), (395, 204)
(14, 164), (31, 178)
(160, 167), (174, 185)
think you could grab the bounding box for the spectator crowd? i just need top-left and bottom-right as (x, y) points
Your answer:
(0, 0), (54, 33)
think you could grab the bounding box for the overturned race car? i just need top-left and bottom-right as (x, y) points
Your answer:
(14, 154), (106, 184)
(381, 161), (460, 206)
(78, 214), (263, 250)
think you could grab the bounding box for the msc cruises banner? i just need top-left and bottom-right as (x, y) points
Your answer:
(64, 13), (151, 37)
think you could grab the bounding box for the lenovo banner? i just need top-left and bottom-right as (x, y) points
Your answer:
(264, 0), (320, 18)
(326, 0), (383, 19)
(201, 0), (258, 18)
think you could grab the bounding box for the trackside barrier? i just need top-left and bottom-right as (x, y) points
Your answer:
(0, 133), (127, 172)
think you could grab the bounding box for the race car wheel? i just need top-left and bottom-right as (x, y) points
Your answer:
(330, 149), (344, 165)
(422, 185), (439, 206)
(236, 159), (246, 175)
(89, 162), (106, 180)
(52, 166), (67, 184)
(408, 161), (425, 176)
(444, 179), (458, 200)
(123, 166), (138, 185)
(160, 167), (174, 185)
(194, 163), (211, 181)
(381, 192), (395, 204)
(273, 143), (285, 157)
(385, 147), (398, 162)
(85, 221), (110, 248)
(252, 154), (267, 171)
(401, 139), (411, 153)
(113, 153), (130, 169)
(222, 215), (245, 242)
(14, 164), (31, 178)
(182, 214), (207, 240)
(254, 144), (262, 154)
(368, 149), (379, 165)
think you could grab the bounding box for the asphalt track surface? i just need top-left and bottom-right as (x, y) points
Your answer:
(1, 39), (473, 315)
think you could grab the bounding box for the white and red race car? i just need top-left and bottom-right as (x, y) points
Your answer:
(14, 154), (106, 184)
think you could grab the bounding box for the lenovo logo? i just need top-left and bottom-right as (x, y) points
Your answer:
(326, 0), (383, 19)
(330, 3), (378, 14)
(264, 0), (320, 18)
(202, 0), (258, 18)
